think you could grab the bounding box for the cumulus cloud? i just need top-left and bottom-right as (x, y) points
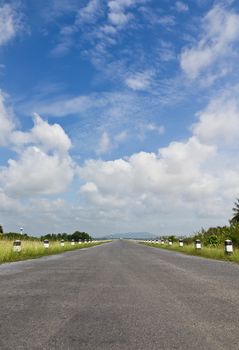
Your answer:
(80, 137), (216, 204)
(0, 190), (22, 213)
(0, 96), (75, 197)
(0, 146), (74, 196)
(180, 5), (239, 79)
(193, 91), (239, 145)
(77, 89), (239, 233)
(11, 113), (72, 154)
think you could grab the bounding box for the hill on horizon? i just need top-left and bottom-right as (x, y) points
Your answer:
(104, 232), (156, 239)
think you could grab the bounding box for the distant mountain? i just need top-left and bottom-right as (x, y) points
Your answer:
(104, 232), (156, 239)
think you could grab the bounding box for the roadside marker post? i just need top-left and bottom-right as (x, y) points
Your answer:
(43, 240), (49, 248)
(60, 239), (64, 247)
(225, 240), (233, 255)
(161, 239), (165, 245)
(13, 240), (21, 252)
(168, 239), (172, 246)
(195, 239), (201, 249)
(71, 239), (75, 246)
(179, 239), (183, 247)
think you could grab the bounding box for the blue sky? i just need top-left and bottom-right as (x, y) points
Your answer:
(1, 0), (239, 236)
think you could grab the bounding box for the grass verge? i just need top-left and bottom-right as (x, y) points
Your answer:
(0, 240), (111, 264)
(139, 242), (239, 263)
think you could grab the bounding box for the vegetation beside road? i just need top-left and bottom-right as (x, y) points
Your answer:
(140, 200), (239, 263)
(0, 230), (92, 242)
(0, 239), (109, 264)
(0, 227), (110, 264)
(140, 241), (239, 263)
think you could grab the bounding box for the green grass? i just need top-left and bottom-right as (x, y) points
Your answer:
(0, 240), (110, 264)
(140, 242), (239, 263)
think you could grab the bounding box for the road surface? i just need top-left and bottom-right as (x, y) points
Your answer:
(0, 240), (239, 349)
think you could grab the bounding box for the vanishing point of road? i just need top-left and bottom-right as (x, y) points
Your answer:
(0, 240), (239, 350)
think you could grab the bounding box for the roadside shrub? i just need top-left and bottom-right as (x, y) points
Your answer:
(205, 235), (220, 247)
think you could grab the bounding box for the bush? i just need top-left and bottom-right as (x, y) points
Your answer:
(205, 235), (220, 247)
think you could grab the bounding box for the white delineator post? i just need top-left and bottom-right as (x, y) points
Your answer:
(13, 240), (21, 252)
(168, 239), (172, 246)
(179, 239), (183, 247)
(60, 239), (64, 247)
(161, 239), (164, 245)
(71, 239), (75, 245)
(225, 240), (233, 255)
(43, 240), (49, 248)
(195, 239), (201, 249)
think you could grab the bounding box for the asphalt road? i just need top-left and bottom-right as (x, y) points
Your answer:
(0, 240), (239, 350)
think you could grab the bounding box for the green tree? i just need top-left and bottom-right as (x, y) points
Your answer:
(231, 199), (239, 224)
(71, 231), (92, 242)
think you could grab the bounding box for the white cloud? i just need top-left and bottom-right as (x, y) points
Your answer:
(180, 5), (239, 79)
(0, 92), (15, 146)
(80, 137), (216, 201)
(50, 0), (103, 56)
(193, 91), (239, 145)
(96, 131), (111, 155)
(0, 4), (22, 46)
(0, 190), (22, 213)
(11, 113), (72, 154)
(100, 0), (146, 40)
(158, 15), (176, 28)
(52, 0), (145, 57)
(108, 11), (132, 26)
(79, 138), (218, 223)
(125, 71), (153, 91)
(77, 89), (239, 233)
(0, 146), (74, 196)
(137, 123), (165, 140)
(145, 123), (165, 135)
(175, 1), (189, 13)
(76, 0), (101, 24)
(115, 130), (128, 143)
(3, 87), (239, 234)
(0, 95), (75, 197)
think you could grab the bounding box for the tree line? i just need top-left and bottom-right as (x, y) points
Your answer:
(40, 231), (92, 242)
(0, 226), (92, 242)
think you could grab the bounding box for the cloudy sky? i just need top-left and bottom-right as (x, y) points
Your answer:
(0, 0), (239, 236)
